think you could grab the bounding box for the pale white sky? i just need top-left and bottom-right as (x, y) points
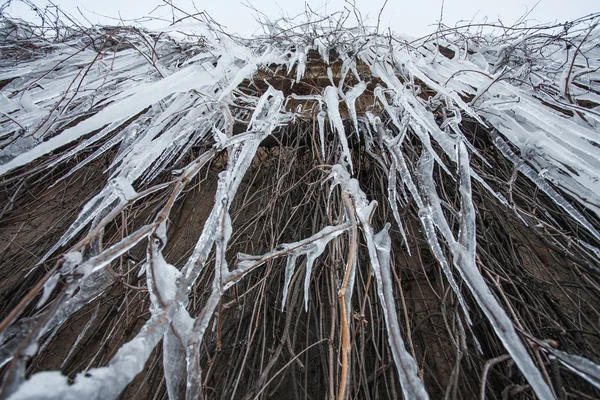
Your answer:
(4, 0), (599, 37)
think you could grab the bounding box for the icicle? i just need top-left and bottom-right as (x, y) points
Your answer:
(60, 304), (99, 369)
(367, 221), (429, 399)
(387, 159), (411, 255)
(77, 224), (153, 278)
(541, 346), (600, 390)
(295, 50), (307, 83)
(163, 324), (188, 400)
(344, 81), (366, 135)
(383, 130), (471, 323)
(493, 133), (600, 242)
(416, 141), (555, 399)
(46, 121), (128, 175)
(281, 253), (298, 311)
(0, 63), (224, 177)
(324, 86), (353, 173)
(39, 190), (116, 263)
(302, 238), (329, 312)
(393, 53), (485, 124)
(325, 163), (428, 397)
(36, 274), (59, 309)
(327, 67), (335, 86)
(317, 110), (326, 160)
(373, 85), (404, 134)
(183, 87), (285, 289)
(226, 224), (350, 306)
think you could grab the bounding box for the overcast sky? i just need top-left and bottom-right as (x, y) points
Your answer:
(5, 0), (599, 37)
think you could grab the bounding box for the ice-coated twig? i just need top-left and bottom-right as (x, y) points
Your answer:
(2, 10), (600, 400)
(226, 222), (351, 293)
(327, 163), (429, 399)
(380, 124), (470, 321)
(372, 224), (430, 400)
(492, 132), (600, 242)
(416, 140), (554, 399)
(8, 306), (173, 400)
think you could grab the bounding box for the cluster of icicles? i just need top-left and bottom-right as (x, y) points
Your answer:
(0, 18), (599, 399)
